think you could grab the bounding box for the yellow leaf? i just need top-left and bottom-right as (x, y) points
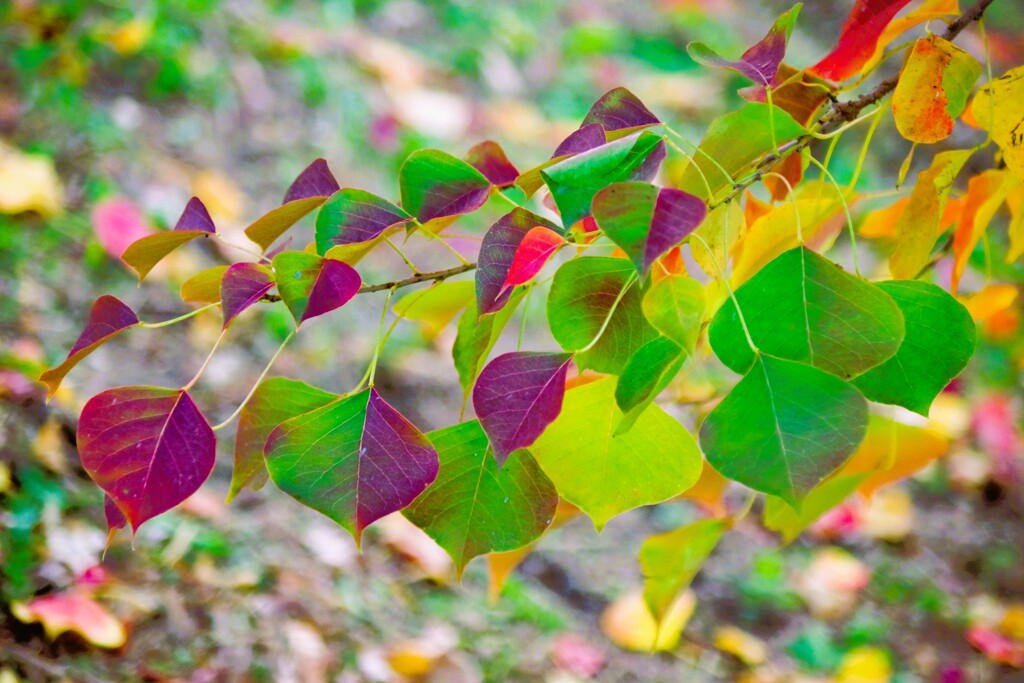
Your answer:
(951, 169), (1018, 293)
(32, 418), (69, 474)
(890, 149), (973, 279)
(180, 265), (228, 304)
(968, 65), (1024, 183)
(891, 36), (980, 144)
(859, 486), (915, 541)
(960, 284), (1018, 322)
(675, 461), (730, 516)
(860, 0), (960, 75)
(841, 415), (948, 499)
(1006, 184), (1024, 262)
(1000, 604), (1024, 640)
(0, 142), (63, 217)
(690, 201), (744, 281)
(835, 646), (891, 683)
(713, 626), (768, 665)
(600, 590), (695, 652)
(101, 18), (153, 55)
(192, 169), (246, 224)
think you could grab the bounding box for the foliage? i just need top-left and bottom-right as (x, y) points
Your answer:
(13, 0), (1024, 674)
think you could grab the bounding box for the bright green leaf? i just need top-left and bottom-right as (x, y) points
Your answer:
(614, 336), (687, 435)
(641, 518), (729, 620)
(642, 274), (706, 350)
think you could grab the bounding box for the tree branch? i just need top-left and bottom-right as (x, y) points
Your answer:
(259, 262), (477, 303)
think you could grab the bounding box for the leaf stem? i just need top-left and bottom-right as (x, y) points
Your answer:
(384, 237), (422, 274)
(578, 272), (638, 354)
(214, 235), (273, 264)
(690, 233), (758, 355)
(210, 330), (296, 431)
(367, 287), (398, 388)
(183, 327), (227, 391)
(419, 225), (473, 266)
(139, 302), (220, 328)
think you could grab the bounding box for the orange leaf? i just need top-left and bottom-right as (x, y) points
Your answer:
(11, 592), (126, 649)
(860, 0), (961, 75)
(952, 170), (1017, 293)
(841, 415), (948, 498)
(891, 36), (980, 144)
(960, 284), (1019, 322)
(600, 590), (694, 652)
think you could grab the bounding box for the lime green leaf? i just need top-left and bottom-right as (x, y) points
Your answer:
(852, 281), (976, 416)
(699, 354), (868, 507)
(393, 281), (476, 339)
(531, 378), (702, 529)
(709, 247), (905, 379)
(763, 473), (865, 542)
(614, 336), (687, 435)
(452, 291), (524, 400)
(399, 149), (491, 226)
(547, 257), (657, 374)
(641, 518), (729, 620)
(180, 265), (228, 304)
(403, 421), (558, 576)
(641, 274), (706, 350)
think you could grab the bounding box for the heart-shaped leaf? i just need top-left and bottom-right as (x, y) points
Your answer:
(465, 140), (519, 187)
(502, 226), (566, 290)
(592, 182), (707, 277)
(548, 257), (657, 374)
(122, 197), (216, 280)
(473, 351), (574, 464)
(892, 35), (980, 144)
(39, 296), (140, 398)
(265, 387), (439, 542)
(399, 149), (491, 225)
(476, 208), (563, 315)
(641, 273), (706, 350)
(403, 420), (558, 575)
(641, 518), (729, 622)
(272, 251), (361, 325)
(77, 387), (216, 531)
(614, 336), (687, 435)
(516, 123), (607, 197)
(228, 377), (337, 502)
(852, 281), (976, 415)
(245, 159), (340, 251)
(709, 246), (905, 379)
(180, 265), (228, 304)
(688, 4), (800, 85)
(580, 87), (660, 136)
(221, 263), (274, 329)
(541, 131), (664, 228)
(808, 0), (913, 82)
(452, 291), (525, 400)
(699, 354), (868, 507)
(314, 188), (411, 253)
(531, 377), (702, 529)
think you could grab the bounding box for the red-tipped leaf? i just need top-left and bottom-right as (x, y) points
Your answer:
(245, 159), (341, 251)
(502, 226), (566, 291)
(808, 0), (914, 82)
(476, 208), (563, 315)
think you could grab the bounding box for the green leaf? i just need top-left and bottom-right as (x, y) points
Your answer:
(399, 149), (491, 225)
(540, 131), (663, 228)
(699, 354), (868, 507)
(531, 378), (702, 529)
(641, 518), (729, 620)
(452, 291), (525, 400)
(642, 274), (706, 350)
(228, 378), (337, 503)
(547, 257), (657, 374)
(403, 421), (558, 576)
(614, 336), (687, 435)
(393, 281), (476, 338)
(677, 103), (807, 200)
(852, 280), (976, 416)
(272, 251), (361, 326)
(709, 247), (905, 379)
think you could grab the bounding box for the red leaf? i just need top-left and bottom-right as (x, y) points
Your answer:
(476, 209), (563, 315)
(808, 0), (914, 82)
(77, 387), (216, 531)
(502, 226), (566, 291)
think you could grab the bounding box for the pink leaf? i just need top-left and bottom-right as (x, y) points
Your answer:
(11, 592), (127, 649)
(91, 198), (154, 260)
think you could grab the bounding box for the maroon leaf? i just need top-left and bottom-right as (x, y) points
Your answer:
(687, 5), (800, 86)
(173, 197), (216, 234)
(103, 495), (126, 532)
(265, 387), (439, 542)
(465, 141), (520, 187)
(221, 262), (274, 328)
(77, 387), (216, 531)
(581, 87), (661, 134)
(476, 208), (562, 315)
(39, 296), (140, 398)
(551, 123), (607, 159)
(273, 251), (362, 325)
(473, 351), (574, 464)
(808, 0), (914, 82)
(282, 158), (341, 204)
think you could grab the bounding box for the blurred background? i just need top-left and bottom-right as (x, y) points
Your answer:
(2, 0), (1024, 681)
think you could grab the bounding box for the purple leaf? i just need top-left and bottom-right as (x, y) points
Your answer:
(314, 189), (411, 252)
(465, 141), (520, 187)
(592, 182), (707, 276)
(39, 296), (140, 398)
(283, 158), (341, 204)
(476, 208), (562, 315)
(687, 5), (801, 86)
(551, 123), (607, 159)
(272, 251), (362, 325)
(265, 387), (439, 543)
(103, 495), (126, 532)
(473, 351), (574, 465)
(221, 262), (274, 329)
(77, 387), (216, 531)
(399, 149), (492, 225)
(581, 87), (661, 134)
(173, 197), (216, 234)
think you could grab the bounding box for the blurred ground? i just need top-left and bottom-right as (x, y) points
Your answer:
(2, 1), (1024, 681)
